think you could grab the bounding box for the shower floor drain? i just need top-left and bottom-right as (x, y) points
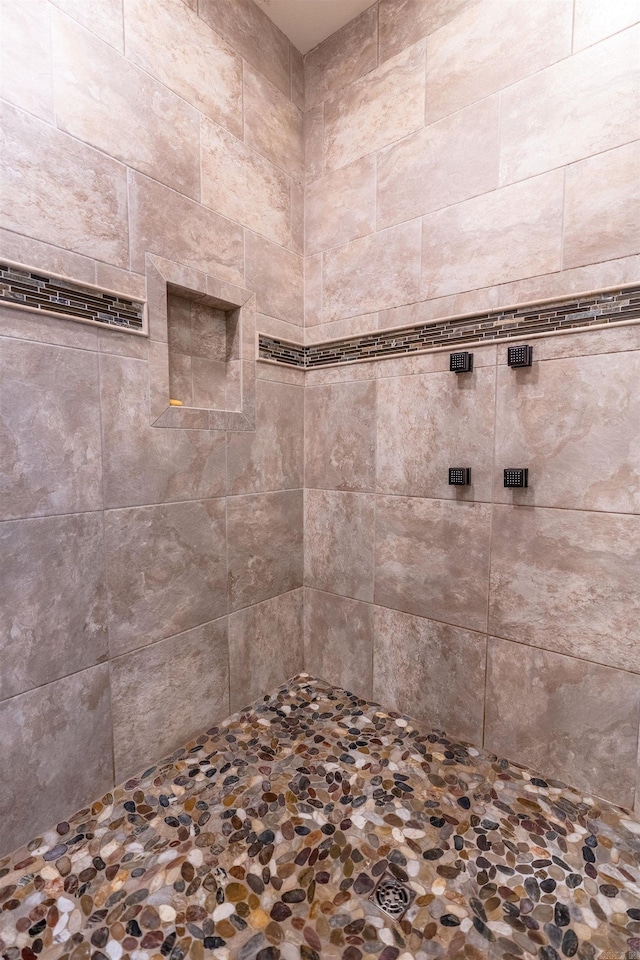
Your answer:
(369, 873), (416, 921)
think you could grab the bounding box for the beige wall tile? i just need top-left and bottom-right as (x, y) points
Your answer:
(244, 64), (304, 182)
(375, 496), (491, 631)
(377, 344), (497, 378)
(489, 505), (640, 674)
(305, 359), (377, 384)
(563, 141), (640, 270)
(228, 589), (303, 712)
(305, 314), (379, 343)
(378, 287), (502, 329)
(573, 0), (640, 51)
(110, 618), (229, 781)
(485, 638), (640, 808)
(324, 220), (422, 321)
(324, 42), (426, 172)
(0, 0), (53, 122)
(376, 366), (496, 501)
(497, 324), (640, 365)
(0, 228), (96, 286)
(52, 12), (200, 199)
(499, 27), (640, 185)
(1, 103), (129, 267)
(373, 605), (486, 744)
(0, 303), (98, 352)
(129, 171), (244, 283)
(191, 357), (226, 409)
(227, 489), (303, 611)
(304, 254), (323, 326)
(495, 254), (640, 309)
(304, 5), (378, 109)
(0, 337), (103, 520)
(105, 499), (227, 656)
(50, 0), (124, 51)
(290, 45), (305, 110)
(305, 155), (376, 255)
(124, 0), (242, 136)
(376, 96), (499, 230)
(379, 0), (476, 62)
(304, 104), (324, 184)
(422, 170), (564, 298)
(0, 665), (113, 859)
(304, 489), (375, 601)
(245, 231), (303, 326)
(290, 178), (304, 255)
(305, 380), (376, 492)
(304, 588), (374, 699)
(425, 0), (572, 124)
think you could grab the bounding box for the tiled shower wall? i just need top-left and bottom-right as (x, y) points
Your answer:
(0, 0), (305, 857)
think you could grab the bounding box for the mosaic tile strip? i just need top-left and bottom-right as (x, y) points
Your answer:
(0, 263), (145, 331)
(259, 285), (640, 367)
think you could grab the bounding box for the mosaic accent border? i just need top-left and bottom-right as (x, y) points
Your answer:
(259, 284), (640, 368)
(0, 262), (145, 331)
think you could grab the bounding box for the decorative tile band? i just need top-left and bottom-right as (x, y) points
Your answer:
(0, 262), (145, 331)
(259, 284), (640, 368)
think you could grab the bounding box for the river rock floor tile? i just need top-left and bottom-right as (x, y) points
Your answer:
(1, 676), (638, 960)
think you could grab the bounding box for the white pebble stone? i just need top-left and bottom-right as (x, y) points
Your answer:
(488, 921), (512, 936)
(212, 950), (229, 960)
(392, 828), (405, 844)
(352, 815), (366, 830)
(404, 828), (426, 839)
(158, 904), (176, 922)
(187, 848), (203, 867)
(407, 860), (420, 877)
(395, 719), (407, 727)
(53, 914), (68, 937)
(379, 928), (394, 945)
(57, 897), (75, 913)
(460, 918), (472, 933)
(40, 866), (58, 880)
(105, 941), (123, 960)
(280, 944), (299, 960)
(432, 878), (446, 896)
(213, 902), (235, 922)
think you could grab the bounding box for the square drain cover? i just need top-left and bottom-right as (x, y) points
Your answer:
(369, 873), (415, 921)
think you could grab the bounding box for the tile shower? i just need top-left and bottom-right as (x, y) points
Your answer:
(1, 0), (639, 957)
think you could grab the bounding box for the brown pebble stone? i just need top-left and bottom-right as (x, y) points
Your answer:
(225, 882), (247, 902)
(216, 919), (236, 938)
(265, 921), (284, 944)
(140, 906), (161, 928)
(304, 926), (322, 950)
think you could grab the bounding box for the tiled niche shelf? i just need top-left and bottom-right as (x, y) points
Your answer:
(0, 260), (146, 333)
(259, 283), (640, 368)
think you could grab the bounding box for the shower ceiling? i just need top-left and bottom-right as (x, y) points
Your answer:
(253, 0), (377, 53)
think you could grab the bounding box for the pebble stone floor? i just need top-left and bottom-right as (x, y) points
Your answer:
(1, 675), (639, 960)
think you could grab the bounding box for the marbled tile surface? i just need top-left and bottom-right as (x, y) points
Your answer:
(1, 676), (637, 960)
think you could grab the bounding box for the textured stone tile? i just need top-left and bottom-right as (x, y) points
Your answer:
(110, 618), (229, 781)
(573, 0), (640, 51)
(226, 379), (303, 495)
(244, 231), (303, 326)
(376, 366), (495, 501)
(290, 44), (304, 110)
(52, 12), (200, 198)
(1, 103), (128, 267)
(324, 42), (426, 172)
(497, 323), (640, 364)
(105, 499), (227, 656)
(227, 490), (303, 611)
(425, 0), (572, 124)
(304, 104), (324, 184)
(0, 514), (107, 700)
(376, 344), (497, 379)
(244, 64), (304, 181)
(305, 380), (376, 492)
(304, 588), (374, 700)
(290, 177), (304, 255)
(494, 351), (640, 514)
(563, 141), (640, 270)
(304, 253), (323, 326)
(373, 606), (486, 745)
(376, 96), (499, 229)
(324, 220), (421, 321)
(50, 0), (124, 51)
(191, 357), (226, 409)
(228, 589), (303, 712)
(201, 119), (291, 246)
(305, 314), (379, 344)
(488, 505), (640, 674)
(0, 665), (112, 858)
(304, 4), (378, 109)
(0, 228), (96, 286)
(124, 0), (242, 136)
(485, 638), (640, 808)
(422, 170), (564, 298)
(0, 337), (102, 520)
(129, 171), (244, 283)
(499, 27), (640, 184)
(305, 155), (376, 255)
(0, 0), (53, 122)
(304, 489), (375, 602)
(378, 0), (475, 63)
(375, 497), (491, 631)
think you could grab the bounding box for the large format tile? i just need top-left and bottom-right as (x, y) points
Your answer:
(375, 496), (491, 631)
(499, 26), (640, 185)
(50, 0), (124, 51)
(0, 338), (102, 520)
(304, 588), (374, 700)
(105, 499), (227, 656)
(305, 380), (376, 492)
(324, 42), (426, 172)
(244, 232), (303, 326)
(0, 665), (112, 858)
(373, 606), (486, 745)
(52, 12), (200, 199)
(243, 64), (303, 182)
(228, 589), (303, 712)
(123, 0), (242, 136)
(227, 490), (303, 611)
(0, 513), (107, 701)
(488, 505), (640, 674)
(425, 0), (572, 124)
(0, 0), (53, 122)
(485, 638), (640, 808)
(304, 105), (324, 184)
(305, 155), (376, 255)
(1, 103), (128, 267)
(422, 170), (564, 298)
(376, 96), (500, 229)
(494, 351), (640, 514)
(573, 0), (640, 50)
(304, 5), (378, 109)
(376, 366), (496, 501)
(110, 618), (229, 782)
(304, 489), (375, 602)
(378, 0), (475, 63)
